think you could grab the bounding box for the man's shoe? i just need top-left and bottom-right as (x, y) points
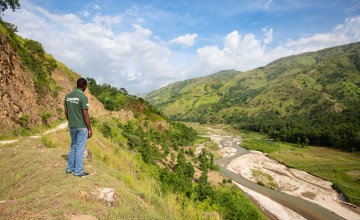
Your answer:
(66, 170), (74, 174)
(75, 172), (89, 177)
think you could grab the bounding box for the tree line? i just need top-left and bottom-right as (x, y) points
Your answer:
(225, 108), (360, 151)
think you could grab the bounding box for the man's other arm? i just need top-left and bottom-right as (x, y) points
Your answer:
(82, 109), (92, 138)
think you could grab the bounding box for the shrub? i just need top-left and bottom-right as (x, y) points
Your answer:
(41, 111), (52, 126)
(41, 135), (56, 148)
(1, 20), (17, 34)
(19, 114), (29, 127)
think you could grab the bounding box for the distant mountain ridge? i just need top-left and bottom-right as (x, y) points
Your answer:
(146, 42), (360, 150)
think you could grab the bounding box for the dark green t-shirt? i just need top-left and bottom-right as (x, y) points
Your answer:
(64, 88), (89, 128)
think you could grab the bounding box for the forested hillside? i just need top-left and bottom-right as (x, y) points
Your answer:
(146, 43), (360, 151)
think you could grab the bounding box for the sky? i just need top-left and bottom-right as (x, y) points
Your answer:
(3, 0), (360, 94)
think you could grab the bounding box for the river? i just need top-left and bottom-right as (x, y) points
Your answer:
(199, 129), (359, 220)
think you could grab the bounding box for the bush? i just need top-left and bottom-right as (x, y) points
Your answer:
(1, 20), (17, 34)
(100, 122), (112, 138)
(41, 135), (56, 148)
(24, 39), (45, 59)
(41, 111), (52, 126)
(18, 114), (29, 128)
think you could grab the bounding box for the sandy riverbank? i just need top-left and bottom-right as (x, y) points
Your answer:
(227, 150), (360, 220)
(233, 182), (306, 220)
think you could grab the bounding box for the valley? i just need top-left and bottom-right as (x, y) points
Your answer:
(1, 7), (359, 219)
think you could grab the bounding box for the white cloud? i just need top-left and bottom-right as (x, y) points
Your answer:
(94, 4), (100, 10)
(264, 0), (273, 10)
(93, 15), (122, 26)
(262, 27), (273, 44)
(189, 16), (360, 77)
(82, 11), (90, 17)
(191, 31), (266, 74)
(284, 16), (360, 52)
(169, 33), (198, 48)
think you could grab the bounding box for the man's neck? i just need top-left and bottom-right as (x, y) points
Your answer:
(76, 88), (84, 93)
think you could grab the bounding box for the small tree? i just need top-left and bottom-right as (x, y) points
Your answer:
(19, 114), (29, 128)
(0, 0), (20, 14)
(41, 111), (52, 126)
(198, 149), (208, 173)
(304, 137), (309, 147)
(297, 137), (301, 147)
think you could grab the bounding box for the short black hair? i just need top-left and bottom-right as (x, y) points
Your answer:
(77, 78), (87, 88)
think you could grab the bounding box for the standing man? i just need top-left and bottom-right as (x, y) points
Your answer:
(64, 78), (92, 177)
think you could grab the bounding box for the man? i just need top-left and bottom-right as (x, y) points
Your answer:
(64, 78), (92, 177)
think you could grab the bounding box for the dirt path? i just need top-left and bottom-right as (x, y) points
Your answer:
(0, 140), (18, 145)
(0, 122), (68, 145)
(199, 129), (360, 220)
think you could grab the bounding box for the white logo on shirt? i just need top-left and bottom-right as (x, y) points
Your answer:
(66, 97), (80, 104)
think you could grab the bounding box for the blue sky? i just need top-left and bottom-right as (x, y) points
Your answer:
(4, 0), (360, 94)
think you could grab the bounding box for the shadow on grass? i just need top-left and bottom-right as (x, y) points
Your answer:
(61, 154), (68, 161)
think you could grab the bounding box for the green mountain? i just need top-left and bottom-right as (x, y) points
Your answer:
(146, 43), (360, 150)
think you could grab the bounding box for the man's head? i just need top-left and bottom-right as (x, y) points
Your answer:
(77, 78), (87, 91)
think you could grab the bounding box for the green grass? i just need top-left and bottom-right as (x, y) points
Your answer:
(205, 142), (219, 151)
(194, 136), (211, 145)
(182, 122), (210, 135)
(242, 138), (297, 153)
(239, 130), (360, 206)
(251, 169), (277, 190)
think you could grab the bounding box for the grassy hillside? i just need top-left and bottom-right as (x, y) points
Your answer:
(146, 43), (360, 151)
(146, 70), (239, 118)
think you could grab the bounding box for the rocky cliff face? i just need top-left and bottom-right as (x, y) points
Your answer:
(0, 31), (72, 131)
(0, 29), (105, 134)
(0, 31), (46, 129)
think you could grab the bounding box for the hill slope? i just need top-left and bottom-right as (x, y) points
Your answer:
(146, 42), (360, 150)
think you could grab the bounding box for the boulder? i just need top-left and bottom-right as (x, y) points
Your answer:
(91, 187), (117, 207)
(84, 148), (92, 162)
